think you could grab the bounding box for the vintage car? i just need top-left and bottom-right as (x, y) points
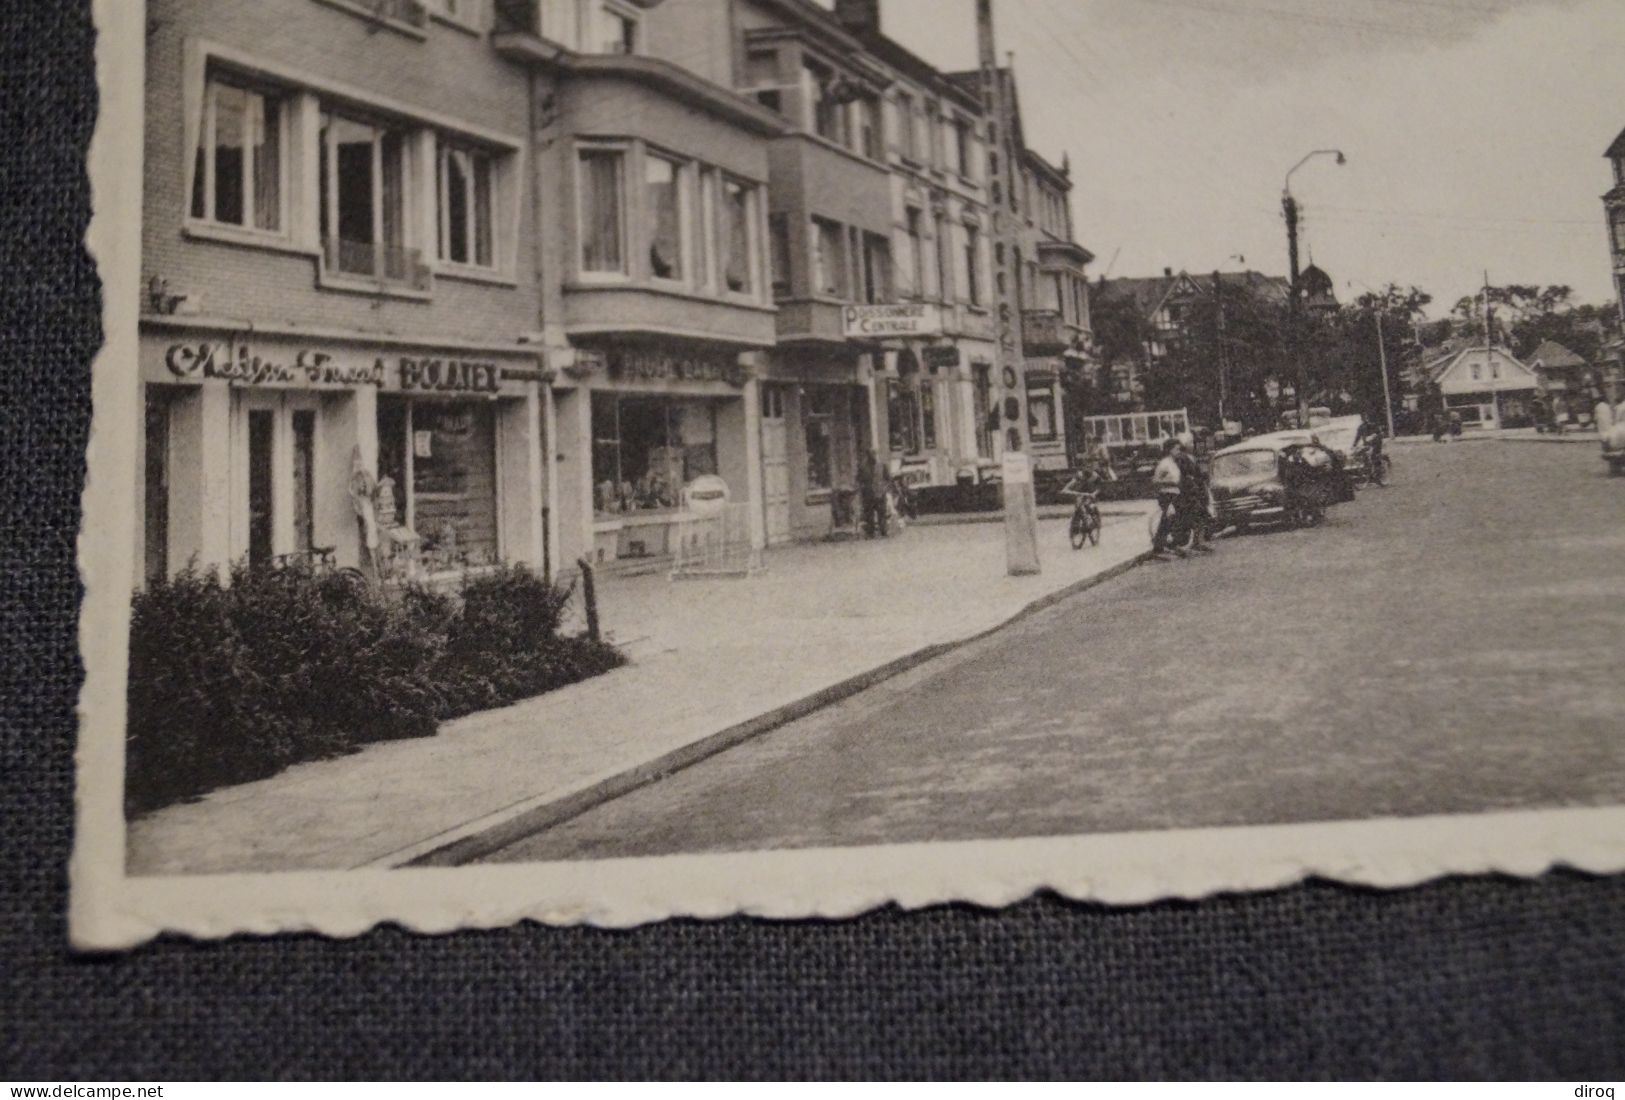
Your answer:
(1209, 431), (1354, 530)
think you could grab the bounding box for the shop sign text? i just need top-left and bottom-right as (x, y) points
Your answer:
(165, 342), (384, 388)
(609, 348), (748, 387)
(843, 304), (943, 339)
(398, 357), (501, 395)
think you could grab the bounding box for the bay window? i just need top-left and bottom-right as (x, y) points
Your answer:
(437, 141), (495, 268)
(721, 178), (755, 294)
(192, 76), (283, 233)
(813, 217), (848, 298)
(645, 153), (685, 281)
(578, 148), (625, 274)
(320, 111), (413, 283)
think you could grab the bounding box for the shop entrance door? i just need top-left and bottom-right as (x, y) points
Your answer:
(760, 384), (791, 546)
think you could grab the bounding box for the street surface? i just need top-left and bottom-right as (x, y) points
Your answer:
(489, 441), (1625, 862)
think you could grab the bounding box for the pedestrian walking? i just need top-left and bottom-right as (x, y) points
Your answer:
(1150, 437), (1186, 560)
(1173, 431), (1214, 552)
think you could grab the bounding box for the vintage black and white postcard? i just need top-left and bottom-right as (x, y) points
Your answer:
(72, 0), (1625, 948)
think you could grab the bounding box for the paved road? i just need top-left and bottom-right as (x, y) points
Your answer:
(489, 441), (1625, 862)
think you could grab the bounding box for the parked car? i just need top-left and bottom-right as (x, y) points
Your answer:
(1209, 431), (1354, 530)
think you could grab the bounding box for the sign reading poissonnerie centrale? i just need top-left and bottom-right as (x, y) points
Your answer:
(843, 303), (944, 339)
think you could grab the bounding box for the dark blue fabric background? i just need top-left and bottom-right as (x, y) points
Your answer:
(4, 2), (1623, 1080)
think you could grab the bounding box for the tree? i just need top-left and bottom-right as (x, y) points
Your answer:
(1446, 284), (1619, 361)
(1311, 284), (1432, 428)
(1087, 289), (1156, 414)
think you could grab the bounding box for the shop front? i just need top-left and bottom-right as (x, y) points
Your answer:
(136, 324), (547, 588)
(756, 346), (874, 545)
(551, 340), (765, 570)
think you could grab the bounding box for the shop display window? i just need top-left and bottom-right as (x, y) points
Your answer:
(887, 380), (920, 455)
(378, 397), (500, 573)
(805, 387), (836, 493)
(592, 394), (719, 515)
(1027, 383), (1058, 442)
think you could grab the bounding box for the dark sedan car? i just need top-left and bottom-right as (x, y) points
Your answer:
(1209, 431), (1353, 530)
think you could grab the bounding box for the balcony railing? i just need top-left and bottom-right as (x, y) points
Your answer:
(324, 238), (431, 291)
(1022, 309), (1071, 357)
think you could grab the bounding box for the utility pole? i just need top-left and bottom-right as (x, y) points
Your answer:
(1374, 309), (1395, 438)
(1212, 269), (1227, 425)
(1284, 192), (1305, 428)
(1484, 270), (1501, 429)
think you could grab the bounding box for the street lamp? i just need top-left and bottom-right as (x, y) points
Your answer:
(1283, 149), (1347, 428)
(1350, 280), (1397, 438)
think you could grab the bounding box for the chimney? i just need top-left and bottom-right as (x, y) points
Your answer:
(833, 0), (881, 33)
(1164, 267), (1173, 278)
(976, 0), (997, 73)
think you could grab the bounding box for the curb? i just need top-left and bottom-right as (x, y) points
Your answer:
(911, 507), (1149, 526)
(387, 547), (1156, 869)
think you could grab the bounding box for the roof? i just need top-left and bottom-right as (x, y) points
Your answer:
(1529, 340), (1586, 369)
(1607, 124), (1625, 160)
(1424, 344), (1537, 389)
(1096, 270), (1291, 320)
(1213, 430), (1318, 457)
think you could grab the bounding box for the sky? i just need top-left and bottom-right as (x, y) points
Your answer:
(837, 0), (1625, 316)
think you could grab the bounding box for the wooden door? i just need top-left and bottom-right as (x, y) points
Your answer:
(760, 384), (791, 546)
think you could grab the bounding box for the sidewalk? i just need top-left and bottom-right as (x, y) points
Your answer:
(127, 502), (1159, 875)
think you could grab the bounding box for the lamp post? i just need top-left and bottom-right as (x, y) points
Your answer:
(1350, 280), (1397, 438)
(1283, 149), (1346, 428)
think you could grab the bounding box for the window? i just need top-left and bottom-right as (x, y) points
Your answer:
(1027, 382), (1058, 441)
(895, 92), (916, 160)
(192, 77), (282, 233)
(1611, 208), (1625, 252)
(942, 117), (961, 179)
(805, 387), (836, 492)
(577, 148), (625, 273)
(143, 395), (170, 586)
(905, 208), (925, 298)
(920, 382), (937, 450)
(806, 59), (850, 147)
(1043, 271), (1065, 315)
(925, 100), (943, 167)
(954, 116), (974, 178)
(590, 394), (719, 515)
(861, 232), (892, 305)
(857, 94), (883, 160)
(378, 398), (500, 570)
(721, 178), (755, 294)
(973, 363), (993, 458)
(320, 110), (412, 282)
(424, 0), (479, 26)
(933, 213), (952, 301)
(769, 212), (791, 298)
(291, 410), (316, 555)
(812, 217), (848, 298)
(1491, 360), (1501, 380)
(695, 169), (715, 289)
(645, 153), (685, 280)
(248, 409), (275, 570)
(1471, 363), (1482, 381)
(437, 141), (495, 268)
(594, 1), (640, 54)
(746, 49), (782, 114)
(887, 380), (920, 453)
(963, 223), (982, 305)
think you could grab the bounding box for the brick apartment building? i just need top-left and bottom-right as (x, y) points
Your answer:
(139, 0), (549, 587)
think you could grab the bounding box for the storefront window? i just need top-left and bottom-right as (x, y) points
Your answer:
(920, 382), (938, 450)
(378, 397), (500, 571)
(805, 387), (836, 493)
(1027, 382), (1058, 442)
(887, 380), (919, 454)
(592, 393), (719, 515)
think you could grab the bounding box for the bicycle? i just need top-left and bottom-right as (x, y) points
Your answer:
(271, 545), (370, 600)
(1065, 490), (1102, 549)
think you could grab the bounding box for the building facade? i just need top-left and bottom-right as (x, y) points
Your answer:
(495, 0), (784, 566)
(140, 0), (550, 589)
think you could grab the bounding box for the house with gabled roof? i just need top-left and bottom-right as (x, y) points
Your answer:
(1422, 345), (1538, 429)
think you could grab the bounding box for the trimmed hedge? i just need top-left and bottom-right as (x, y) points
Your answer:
(126, 562), (624, 816)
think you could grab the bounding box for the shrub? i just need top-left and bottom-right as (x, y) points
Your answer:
(126, 562), (624, 816)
